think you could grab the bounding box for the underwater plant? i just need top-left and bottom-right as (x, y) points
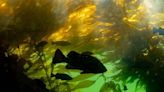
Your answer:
(0, 0), (163, 92)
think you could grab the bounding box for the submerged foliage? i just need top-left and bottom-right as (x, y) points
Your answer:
(0, 0), (164, 92)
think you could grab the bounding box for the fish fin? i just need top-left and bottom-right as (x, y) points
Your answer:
(52, 49), (67, 64)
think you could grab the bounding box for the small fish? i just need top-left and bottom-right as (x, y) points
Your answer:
(36, 41), (48, 48)
(152, 27), (164, 35)
(52, 41), (71, 46)
(52, 48), (67, 64)
(51, 73), (72, 80)
(35, 41), (48, 51)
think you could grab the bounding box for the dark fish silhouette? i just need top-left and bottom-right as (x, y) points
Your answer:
(35, 41), (48, 51)
(80, 54), (107, 73)
(52, 49), (107, 74)
(52, 49), (67, 64)
(51, 73), (72, 80)
(81, 51), (93, 55)
(66, 51), (107, 73)
(66, 51), (85, 70)
(52, 41), (71, 46)
(36, 41), (48, 48)
(153, 27), (164, 35)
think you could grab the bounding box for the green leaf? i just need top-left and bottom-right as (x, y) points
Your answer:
(100, 81), (122, 92)
(100, 82), (110, 92)
(73, 80), (95, 90)
(27, 69), (46, 79)
(69, 74), (96, 82)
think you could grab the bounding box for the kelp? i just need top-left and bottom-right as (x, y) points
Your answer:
(0, 0), (163, 92)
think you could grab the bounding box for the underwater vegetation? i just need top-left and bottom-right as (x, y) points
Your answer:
(0, 43), (107, 92)
(0, 0), (164, 92)
(0, 45), (49, 92)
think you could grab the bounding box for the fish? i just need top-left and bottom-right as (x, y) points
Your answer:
(152, 27), (164, 35)
(52, 49), (107, 74)
(66, 51), (84, 70)
(66, 51), (107, 74)
(52, 48), (67, 64)
(35, 41), (48, 51)
(81, 51), (93, 55)
(80, 54), (107, 73)
(51, 73), (72, 80)
(36, 41), (48, 47)
(52, 41), (71, 46)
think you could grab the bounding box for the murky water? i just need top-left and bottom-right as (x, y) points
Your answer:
(0, 0), (163, 92)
